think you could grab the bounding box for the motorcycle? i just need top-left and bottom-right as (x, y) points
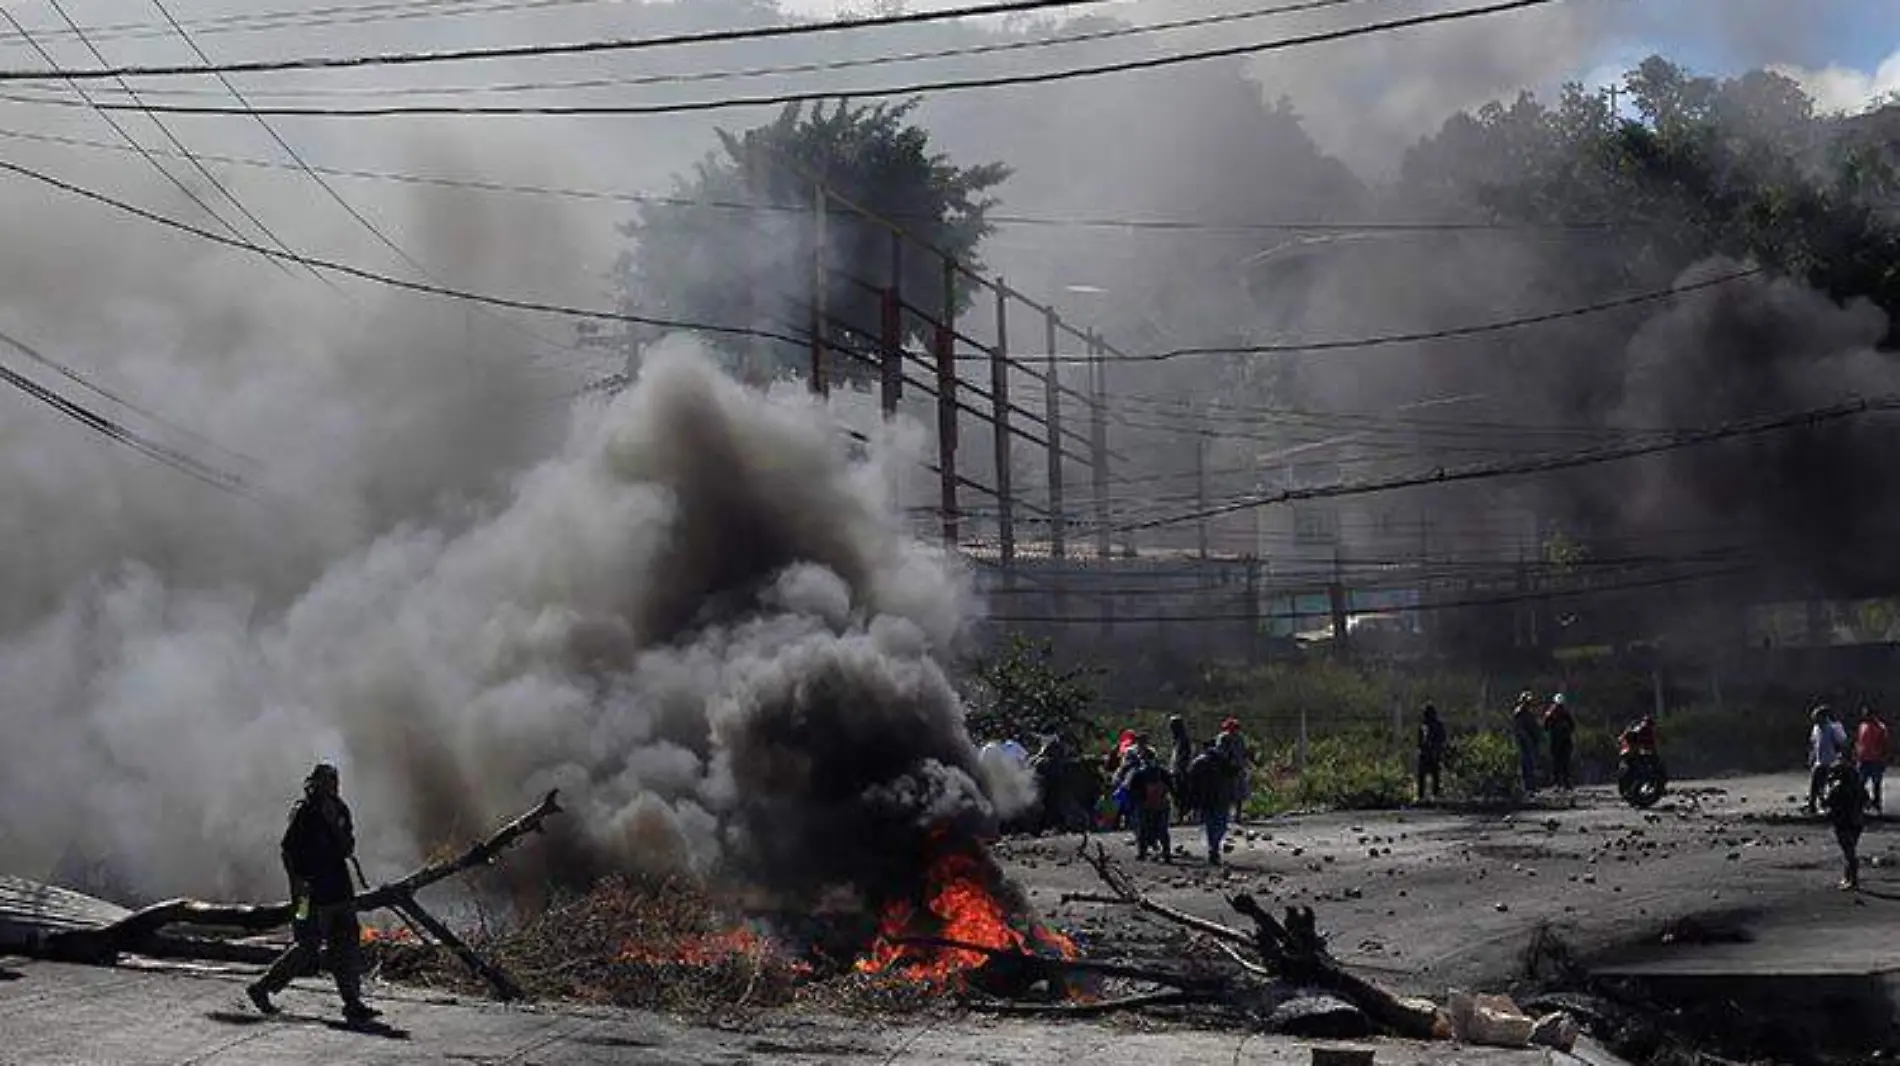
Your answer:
(1617, 735), (1668, 809)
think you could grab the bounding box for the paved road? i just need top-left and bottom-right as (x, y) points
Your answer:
(999, 774), (1900, 995)
(0, 959), (1610, 1065)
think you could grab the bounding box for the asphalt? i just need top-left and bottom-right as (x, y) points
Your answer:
(3, 772), (1890, 1064)
(0, 959), (1614, 1065)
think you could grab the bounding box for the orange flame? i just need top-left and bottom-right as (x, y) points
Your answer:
(854, 847), (1079, 985)
(359, 925), (420, 946)
(617, 926), (813, 974)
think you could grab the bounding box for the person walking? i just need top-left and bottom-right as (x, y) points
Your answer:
(1543, 693), (1577, 791)
(1417, 703), (1448, 803)
(1823, 750), (1869, 890)
(1187, 740), (1238, 866)
(1511, 692), (1542, 795)
(1807, 705), (1848, 814)
(1856, 706), (1891, 815)
(248, 763), (379, 1024)
(1167, 715), (1196, 825)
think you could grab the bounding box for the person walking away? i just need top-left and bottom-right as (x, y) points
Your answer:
(1127, 751), (1173, 863)
(1808, 705), (1845, 814)
(249, 763), (379, 1023)
(1215, 718), (1251, 821)
(1417, 704), (1448, 803)
(1511, 692), (1542, 795)
(1856, 707), (1890, 815)
(1543, 694), (1577, 791)
(1822, 750), (1869, 890)
(1167, 715), (1196, 825)
(1188, 740), (1238, 866)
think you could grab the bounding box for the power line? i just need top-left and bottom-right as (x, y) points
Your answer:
(6, 0), (1378, 100)
(0, 153), (815, 345)
(0, 0), (1124, 83)
(42, 0), (1568, 115)
(0, 0), (635, 46)
(981, 561), (1767, 624)
(0, 123), (1622, 236)
(0, 8), (295, 279)
(973, 269), (1766, 363)
(143, 0), (586, 360)
(0, 325), (261, 470)
(0, 329), (262, 501)
(1101, 395), (1900, 536)
(40, 0), (323, 285)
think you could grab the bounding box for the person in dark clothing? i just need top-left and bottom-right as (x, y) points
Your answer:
(1511, 692), (1541, 794)
(1187, 741), (1237, 866)
(1167, 715), (1196, 825)
(1823, 751), (1869, 890)
(249, 763), (378, 1023)
(1417, 704), (1448, 802)
(1543, 694), (1577, 790)
(1126, 752), (1173, 863)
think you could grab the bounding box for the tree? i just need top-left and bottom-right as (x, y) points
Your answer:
(612, 99), (1010, 386)
(964, 636), (1101, 752)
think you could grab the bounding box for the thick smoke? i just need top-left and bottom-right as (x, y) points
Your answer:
(0, 342), (1011, 909)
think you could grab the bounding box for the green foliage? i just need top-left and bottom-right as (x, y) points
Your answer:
(1448, 731), (1525, 802)
(1282, 733), (1414, 811)
(964, 636), (1102, 752)
(614, 99), (1010, 385)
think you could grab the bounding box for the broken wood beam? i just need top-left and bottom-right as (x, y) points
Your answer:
(41, 790), (563, 974)
(390, 891), (520, 1002)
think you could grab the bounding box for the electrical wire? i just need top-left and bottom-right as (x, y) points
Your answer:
(0, 8), (294, 279)
(6, 0), (1381, 101)
(41, 0), (1569, 116)
(1097, 395), (1900, 536)
(0, 121), (1624, 235)
(0, 0), (1126, 82)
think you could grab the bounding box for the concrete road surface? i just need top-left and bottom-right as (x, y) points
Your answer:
(0, 959), (1614, 1065)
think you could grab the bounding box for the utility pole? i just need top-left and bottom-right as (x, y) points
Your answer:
(1089, 331), (1111, 561)
(809, 179), (828, 396)
(1044, 307), (1065, 561)
(991, 283), (1014, 570)
(936, 255), (959, 547)
(879, 231), (902, 417)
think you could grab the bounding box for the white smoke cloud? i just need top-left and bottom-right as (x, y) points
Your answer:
(1774, 51), (1900, 115)
(0, 341), (997, 906)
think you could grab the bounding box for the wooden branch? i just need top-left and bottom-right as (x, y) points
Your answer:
(1074, 841), (1253, 947)
(42, 791), (563, 968)
(892, 936), (1224, 991)
(391, 893), (521, 1002)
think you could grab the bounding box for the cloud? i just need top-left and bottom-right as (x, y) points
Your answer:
(1773, 50), (1900, 115)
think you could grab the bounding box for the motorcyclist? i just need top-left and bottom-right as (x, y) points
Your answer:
(1620, 714), (1658, 755)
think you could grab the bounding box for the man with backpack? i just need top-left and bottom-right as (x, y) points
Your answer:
(1126, 748), (1174, 863)
(1187, 740), (1239, 866)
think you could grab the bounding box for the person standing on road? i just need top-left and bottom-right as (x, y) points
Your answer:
(1856, 707), (1890, 815)
(1215, 718), (1251, 821)
(1543, 694), (1577, 791)
(1167, 715), (1196, 825)
(1187, 740), (1238, 866)
(249, 763), (379, 1024)
(1127, 749), (1173, 863)
(1417, 703), (1448, 803)
(1823, 749), (1869, 890)
(1807, 705), (1848, 814)
(1511, 692), (1542, 795)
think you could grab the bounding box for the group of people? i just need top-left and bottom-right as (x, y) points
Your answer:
(1510, 691), (1579, 794)
(1807, 704), (1891, 891)
(1106, 716), (1252, 866)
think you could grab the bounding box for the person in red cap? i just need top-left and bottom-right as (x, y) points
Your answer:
(1214, 718), (1251, 821)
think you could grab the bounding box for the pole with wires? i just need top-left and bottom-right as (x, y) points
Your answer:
(810, 176), (829, 395)
(992, 282), (1014, 570)
(936, 255), (959, 547)
(1044, 307), (1066, 561)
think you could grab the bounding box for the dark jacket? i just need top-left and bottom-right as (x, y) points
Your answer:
(1419, 716), (1447, 758)
(1824, 763), (1868, 830)
(282, 795), (356, 905)
(1187, 749), (1237, 814)
(1128, 762), (1173, 812)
